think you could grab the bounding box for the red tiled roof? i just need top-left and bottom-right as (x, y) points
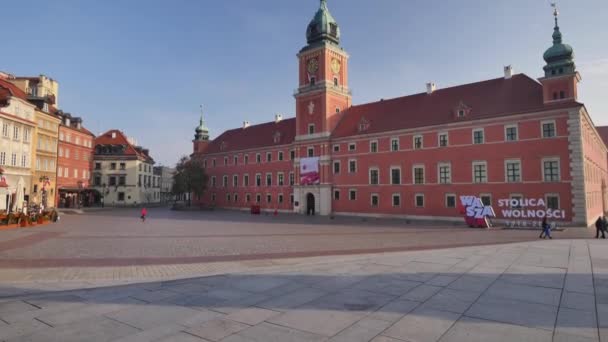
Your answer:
(94, 129), (154, 162)
(205, 118), (296, 154)
(597, 126), (608, 147)
(332, 74), (580, 138)
(0, 79), (27, 100)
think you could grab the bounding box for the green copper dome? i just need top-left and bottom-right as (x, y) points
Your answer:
(306, 0), (340, 45)
(194, 114), (209, 141)
(543, 12), (575, 77)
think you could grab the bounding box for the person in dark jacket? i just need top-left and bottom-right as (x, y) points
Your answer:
(596, 216), (606, 239)
(539, 217), (552, 239)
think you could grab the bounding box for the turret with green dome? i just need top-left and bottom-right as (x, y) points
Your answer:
(543, 6), (575, 77)
(194, 106), (209, 141)
(306, 0), (340, 46)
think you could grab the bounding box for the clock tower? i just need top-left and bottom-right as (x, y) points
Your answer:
(295, 0), (351, 138)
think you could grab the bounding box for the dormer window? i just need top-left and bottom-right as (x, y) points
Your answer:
(220, 141), (227, 151)
(273, 131), (282, 143)
(454, 101), (471, 119)
(458, 110), (465, 117)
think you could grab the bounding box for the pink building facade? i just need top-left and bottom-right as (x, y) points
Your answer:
(192, 1), (608, 226)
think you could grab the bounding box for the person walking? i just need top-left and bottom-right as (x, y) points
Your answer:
(140, 207), (148, 223)
(596, 216), (606, 239)
(539, 217), (552, 239)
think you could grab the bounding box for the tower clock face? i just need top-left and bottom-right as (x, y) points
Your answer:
(307, 58), (319, 74)
(331, 58), (341, 74)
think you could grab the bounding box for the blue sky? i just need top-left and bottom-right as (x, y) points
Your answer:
(4, 1), (607, 166)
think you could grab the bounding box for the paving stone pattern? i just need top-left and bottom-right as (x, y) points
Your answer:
(2, 239), (608, 341)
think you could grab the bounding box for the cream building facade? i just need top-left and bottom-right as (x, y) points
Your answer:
(92, 130), (160, 206)
(0, 76), (37, 211)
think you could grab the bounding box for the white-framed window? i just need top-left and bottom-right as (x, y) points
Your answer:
(390, 167), (401, 185)
(510, 193), (524, 209)
(58, 166), (63, 177)
(2, 122), (9, 137)
(413, 135), (423, 149)
(243, 174), (249, 187)
(334, 190), (340, 201)
(63, 166), (69, 177)
(333, 144), (340, 152)
(505, 124), (518, 141)
(390, 138), (399, 152)
(438, 132), (448, 147)
(255, 173), (262, 186)
(266, 173), (272, 186)
(256, 153), (261, 163)
(65, 148), (70, 158)
(445, 193), (456, 208)
(226, 193), (231, 203)
(349, 189), (357, 201)
(348, 159), (357, 173)
(415, 194), (425, 208)
(307, 147), (314, 157)
(472, 161), (488, 183)
(473, 128), (484, 144)
(11, 153), (17, 166)
(370, 193), (379, 208)
(222, 175), (228, 187)
(413, 165), (425, 185)
(0, 152), (5, 165)
(545, 194), (560, 210)
(58, 147), (63, 157)
(478, 194), (492, 206)
(308, 124), (315, 135)
(392, 193), (401, 207)
(245, 193), (251, 203)
(542, 157), (560, 182)
(289, 172), (295, 186)
(541, 120), (556, 138)
(256, 193), (261, 203)
(370, 140), (378, 153)
(438, 163), (451, 184)
(278, 194), (284, 204)
(244, 154), (249, 165)
(369, 168), (380, 185)
(505, 159), (522, 183)
(13, 126), (20, 140)
(234, 155), (238, 165)
(278, 151), (284, 161)
(211, 176), (217, 187)
(348, 143), (356, 151)
(233, 174), (238, 187)
(278, 172), (285, 186)
(266, 193), (272, 204)
(23, 128), (31, 143)
(74, 169), (78, 178)
(333, 160), (341, 174)
(266, 152), (272, 162)
(21, 154), (27, 167)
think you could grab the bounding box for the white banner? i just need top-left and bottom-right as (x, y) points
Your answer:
(300, 157), (320, 185)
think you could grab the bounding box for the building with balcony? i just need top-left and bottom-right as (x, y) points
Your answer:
(92, 130), (159, 206)
(0, 75), (37, 212)
(56, 111), (95, 208)
(191, 1), (607, 227)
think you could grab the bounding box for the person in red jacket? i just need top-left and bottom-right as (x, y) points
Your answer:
(140, 207), (147, 222)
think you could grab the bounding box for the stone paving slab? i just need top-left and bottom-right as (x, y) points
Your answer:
(3, 239), (608, 341)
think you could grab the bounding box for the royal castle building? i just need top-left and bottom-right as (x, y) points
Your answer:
(192, 0), (608, 226)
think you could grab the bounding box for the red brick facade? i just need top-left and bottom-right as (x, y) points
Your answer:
(56, 115), (94, 207)
(191, 3), (608, 226)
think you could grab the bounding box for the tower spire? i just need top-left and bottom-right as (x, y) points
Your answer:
(194, 104), (209, 141)
(551, 3), (562, 44)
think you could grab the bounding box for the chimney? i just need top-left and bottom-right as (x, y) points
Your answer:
(275, 114), (283, 123)
(111, 132), (117, 139)
(243, 121), (250, 129)
(426, 82), (436, 94)
(65, 117), (71, 126)
(504, 65), (514, 79)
